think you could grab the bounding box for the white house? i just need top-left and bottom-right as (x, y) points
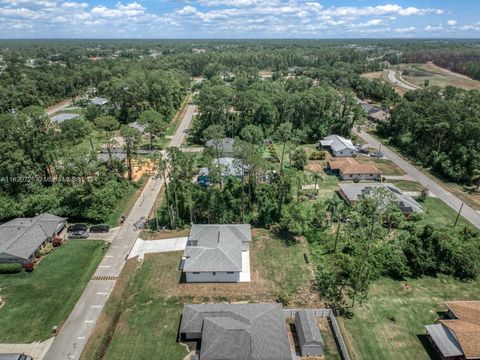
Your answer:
(180, 224), (251, 283)
(320, 135), (357, 157)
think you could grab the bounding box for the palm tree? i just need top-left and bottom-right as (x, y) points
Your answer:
(312, 172), (322, 195)
(325, 195), (343, 226)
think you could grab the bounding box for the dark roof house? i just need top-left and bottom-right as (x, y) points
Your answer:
(205, 138), (235, 156)
(0, 213), (67, 264)
(426, 301), (480, 360)
(295, 309), (324, 357)
(181, 224), (251, 282)
(339, 182), (423, 214)
(180, 303), (293, 360)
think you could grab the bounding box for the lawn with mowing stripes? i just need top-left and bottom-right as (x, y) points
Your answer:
(0, 240), (108, 342)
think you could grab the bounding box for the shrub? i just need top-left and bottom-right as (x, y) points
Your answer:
(353, 177), (360, 183)
(309, 150), (326, 160)
(0, 263), (23, 274)
(39, 243), (54, 257)
(24, 262), (35, 272)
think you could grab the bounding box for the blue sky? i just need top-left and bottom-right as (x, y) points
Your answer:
(1, 0), (479, 38)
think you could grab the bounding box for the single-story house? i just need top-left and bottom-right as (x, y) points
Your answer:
(358, 100), (390, 123)
(97, 152), (127, 164)
(51, 113), (79, 124)
(328, 157), (382, 180)
(90, 97), (108, 106)
(198, 157), (243, 185)
(180, 224), (251, 283)
(295, 309), (324, 357)
(425, 301), (480, 360)
(320, 135), (357, 157)
(128, 121), (146, 134)
(205, 138), (235, 157)
(180, 303), (293, 360)
(0, 213), (67, 265)
(339, 183), (423, 214)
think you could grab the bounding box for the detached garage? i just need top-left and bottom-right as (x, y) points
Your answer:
(295, 309), (324, 357)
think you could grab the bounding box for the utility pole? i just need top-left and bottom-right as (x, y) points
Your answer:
(454, 203), (464, 227)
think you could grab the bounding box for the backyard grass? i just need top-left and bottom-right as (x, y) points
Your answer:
(0, 240), (107, 342)
(81, 229), (318, 360)
(342, 275), (480, 360)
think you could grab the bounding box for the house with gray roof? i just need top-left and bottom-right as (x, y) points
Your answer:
(295, 309), (324, 357)
(180, 303), (293, 360)
(0, 213), (67, 265)
(320, 135), (357, 157)
(180, 224), (251, 283)
(198, 157), (244, 185)
(128, 121), (146, 134)
(205, 138), (235, 157)
(90, 97), (108, 106)
(339, 183), (423, 214)
(51, 113), (79, 124)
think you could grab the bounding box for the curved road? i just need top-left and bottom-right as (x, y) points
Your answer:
(387, 69), (418, 91)
(354, 128), (480, 229)
(44, 104), (196, 360)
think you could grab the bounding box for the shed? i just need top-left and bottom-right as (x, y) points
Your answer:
(295, 309), (324, 357)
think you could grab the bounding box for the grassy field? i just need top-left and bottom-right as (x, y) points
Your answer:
(395, 63), (480, 90)
(356, 157), (405, 176)
(105, 180), (146, 227)
(0, 240), (107, 342)
(81, 229), (318, 360)
(343, 275), (480, 360)
(419, 197), (473, 229)
(388, 180), (424, 192)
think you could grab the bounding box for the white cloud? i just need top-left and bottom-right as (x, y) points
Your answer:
(62, 1), (87, 8)
(425, 25), (442, 32)
(447, 19), (457, 26)
(91, 2), (145, 18)
(394, 26), (416, 33)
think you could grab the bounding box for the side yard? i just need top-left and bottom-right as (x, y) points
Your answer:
(342, 275), (480, 360)
(0, 240), (108, 342)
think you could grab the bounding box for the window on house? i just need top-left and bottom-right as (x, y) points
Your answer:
(212, 272), (216, 275)
(193, 272), (200, 274)
(227, 272), (234, 274)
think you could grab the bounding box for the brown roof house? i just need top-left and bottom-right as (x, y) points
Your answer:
(425, 301), (480, 360)
(328, 157), (382, 181)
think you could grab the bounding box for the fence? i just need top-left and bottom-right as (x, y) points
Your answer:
(284, 308), (351, 360)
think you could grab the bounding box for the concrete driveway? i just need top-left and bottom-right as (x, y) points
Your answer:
(128, 237), (188, 260)
(0, 338), (54, 360)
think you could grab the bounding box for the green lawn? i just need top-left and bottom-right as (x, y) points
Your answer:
(388, 180), (424, 192)
(105, 181), (144, 227)
(0, 240), (107, 342)
(419, 197), (473, 229)
(343, 275), (480, 360)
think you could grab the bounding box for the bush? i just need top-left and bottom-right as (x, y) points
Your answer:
(0, 263), (23, 274)
(24, 262), (35, 272)
(39, 243), (54, 257)
(309, 150), (326, 160)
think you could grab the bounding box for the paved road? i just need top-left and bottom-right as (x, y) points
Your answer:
(44, 104), (196, 360)
(354, 128), (480, 229)
(387, 69), (418, 91)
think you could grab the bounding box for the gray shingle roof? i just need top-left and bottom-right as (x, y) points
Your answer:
(425, 324), (463, 357)
(295, 310), (323, 346)
(180, 303), (293, 360)
(320, 135), (356, 153)
(51, 113), (79, 123)
(0, 213), (66, 261)
(90, 97), (108, 106)
(198, 157), (243, 178)
(97, 152), (127, 162)
(205, 138), (235, 155)
(339, 182), (423, 214)
(183, 224), (251, 272)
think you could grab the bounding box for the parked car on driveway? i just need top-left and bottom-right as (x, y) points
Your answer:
(89, 224), (110, 233)
(68, 224), (89, 239)
(0, 354), (33, 360)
